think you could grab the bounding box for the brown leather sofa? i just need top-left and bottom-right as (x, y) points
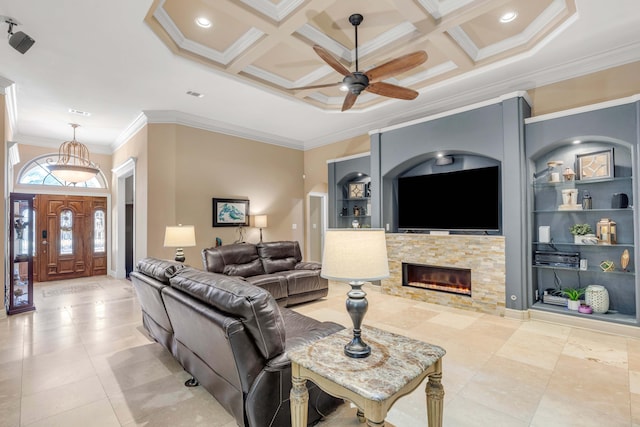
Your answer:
(202, 241), (328, 306)
(130, 257), (344, 427)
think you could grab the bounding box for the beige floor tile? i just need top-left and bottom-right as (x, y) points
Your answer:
(20, 375), (106, 425)
(108, 373), (199, 424)
(122, 392), (236, 427)
(0, 275), (637, 427)
(444, 394), (529, 427)
(631, 370), (640, 394)
(22, 399), (120, 427)
(0, 396), (21, 427)
(627, 338), (640, 371)
(542, 354), (630, 422)
(21, 356), (96, 396)
(496, 329), (566, 370)
(459, 355), (551, 423)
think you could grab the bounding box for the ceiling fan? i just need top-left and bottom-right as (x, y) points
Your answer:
(292, 13), (428, 112)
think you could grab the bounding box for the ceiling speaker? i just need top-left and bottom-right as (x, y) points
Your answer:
(9, 31), (35, 54)
(435, 156), (453, 166)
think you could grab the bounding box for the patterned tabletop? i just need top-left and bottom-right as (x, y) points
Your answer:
(288, 325), (446, 402)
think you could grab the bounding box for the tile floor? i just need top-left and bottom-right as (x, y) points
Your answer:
(0, 275), (639, 426)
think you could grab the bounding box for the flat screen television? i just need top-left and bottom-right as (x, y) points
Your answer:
(397, 166), (500, 232)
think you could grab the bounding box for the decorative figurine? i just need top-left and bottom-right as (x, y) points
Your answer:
(621, 249), (630, 272)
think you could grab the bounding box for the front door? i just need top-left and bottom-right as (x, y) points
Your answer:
(37, 195), (107, 281)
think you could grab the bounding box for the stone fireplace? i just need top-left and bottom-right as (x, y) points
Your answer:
(403, 263), (471, 296)
(382, 234), (505, 315)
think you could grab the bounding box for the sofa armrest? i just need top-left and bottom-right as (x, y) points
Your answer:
(295, 261), (322, 271)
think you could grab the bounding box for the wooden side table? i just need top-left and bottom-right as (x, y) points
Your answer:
(289, 325), (446, 427)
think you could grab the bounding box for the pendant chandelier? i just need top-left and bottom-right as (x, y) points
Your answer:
(47, 123), (100, 184)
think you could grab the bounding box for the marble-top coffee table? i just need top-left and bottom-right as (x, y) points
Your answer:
(288, 325), (446, 427)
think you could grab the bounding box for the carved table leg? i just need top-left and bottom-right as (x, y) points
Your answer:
(290, 375), (309, 427)
(425, 369), (444, 427)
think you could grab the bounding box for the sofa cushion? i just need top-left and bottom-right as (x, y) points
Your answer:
(136, 257), (186, 284)
(223, 258), (264, 277)
(202, 244), (266, 277)
(244, 274), (288, 301)
(169, 267), (286, 359)
(257, 241), (303, 273)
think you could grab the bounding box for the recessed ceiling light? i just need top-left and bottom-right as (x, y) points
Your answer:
(500, 11), (518, 23)
(69, 108), (91, 117)
(186, 90), (204, 98)
(195, 17), (212, 28)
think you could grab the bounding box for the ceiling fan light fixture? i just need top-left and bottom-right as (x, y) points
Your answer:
(500, 11), (518, 23)
(47, 123), (100, 184)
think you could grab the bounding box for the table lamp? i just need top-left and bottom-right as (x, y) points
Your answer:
(254, 215), (267, 243)
(321, 228), (389, 358)
(164, 224), (196, 262)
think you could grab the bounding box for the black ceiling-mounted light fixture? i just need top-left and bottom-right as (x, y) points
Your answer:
(3, 16), (35, 54)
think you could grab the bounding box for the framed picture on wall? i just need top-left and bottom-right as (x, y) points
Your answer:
(576, 148), (614, 181)
(212, 198), (250, 227)
(349, 183), (365, 198)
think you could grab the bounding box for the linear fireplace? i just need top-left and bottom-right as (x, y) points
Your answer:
(402, 262), (471, 296)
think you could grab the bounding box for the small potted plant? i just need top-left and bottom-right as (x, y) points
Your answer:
(569, 223), (595, 244)
(561, 287), (585, 311)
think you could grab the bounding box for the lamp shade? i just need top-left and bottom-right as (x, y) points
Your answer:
(254, 215), (268, 228)
(164, 225), (196, 247)
(321, 229), (389, 282)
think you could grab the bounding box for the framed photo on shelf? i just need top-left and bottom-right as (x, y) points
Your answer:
(576, 148), (613, 181)
(349, 183), (365, 199)
(212, 198), (250, 227)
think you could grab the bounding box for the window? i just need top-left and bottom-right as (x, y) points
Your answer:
(17, 154), (107, 188)
(94, 210), (105, 253)
(60, 210), (73, 255)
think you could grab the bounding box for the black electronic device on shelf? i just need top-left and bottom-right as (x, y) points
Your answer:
(534, 250), (580, 268)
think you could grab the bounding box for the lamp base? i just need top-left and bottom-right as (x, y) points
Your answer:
(344, 336), (371, 358)
(174, 248), (185, 263)
(345, 281), (370, 358)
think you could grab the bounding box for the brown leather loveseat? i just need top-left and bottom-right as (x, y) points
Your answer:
(130, 257), (344, 427)
(202, 241), (328, 306)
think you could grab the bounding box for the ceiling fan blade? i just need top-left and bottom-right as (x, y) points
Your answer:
(366, 82), (419, 100)
(290, 82), (342, 91)
(365, 51), (428, 82)
(313, 45), (351, 77)
(341, 91), (358, 111)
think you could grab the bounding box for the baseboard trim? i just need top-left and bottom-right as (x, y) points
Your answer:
(528, 309), (640, 339)
(504, 308), (530, 321)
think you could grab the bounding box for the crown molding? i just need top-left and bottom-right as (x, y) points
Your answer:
(111, 112), (148, 153)
(525, 94), (640, 124)
(143, 110), (305, 150)
(240, 0), (304, 21)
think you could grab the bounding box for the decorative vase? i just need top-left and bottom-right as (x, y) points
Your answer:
(585, 285), (609, 314)
(567, 299), (580, 311)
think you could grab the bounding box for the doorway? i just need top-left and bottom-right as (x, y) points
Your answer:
(306, 192), (327, 262)
(35, 194), (107, 282)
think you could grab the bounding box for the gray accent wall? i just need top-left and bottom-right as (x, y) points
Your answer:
(369, 95), (531, 310)
(329, 96), (640, 318)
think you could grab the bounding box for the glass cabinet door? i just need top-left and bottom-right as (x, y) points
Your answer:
(7, 193), (35, 314)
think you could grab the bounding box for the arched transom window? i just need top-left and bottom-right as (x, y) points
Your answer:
(18, 154), (108, 188)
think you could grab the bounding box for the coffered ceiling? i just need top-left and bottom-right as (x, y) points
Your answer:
(145, 0), (574, 111)
(0, 0), (639, 151)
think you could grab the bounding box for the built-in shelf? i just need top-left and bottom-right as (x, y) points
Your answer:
(533, 176), (632, 188)
(533, 241), (635, 248)
(532, 264), (634, 275)
(534, 208), (634, 213)
(531, 301), (636, 325)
